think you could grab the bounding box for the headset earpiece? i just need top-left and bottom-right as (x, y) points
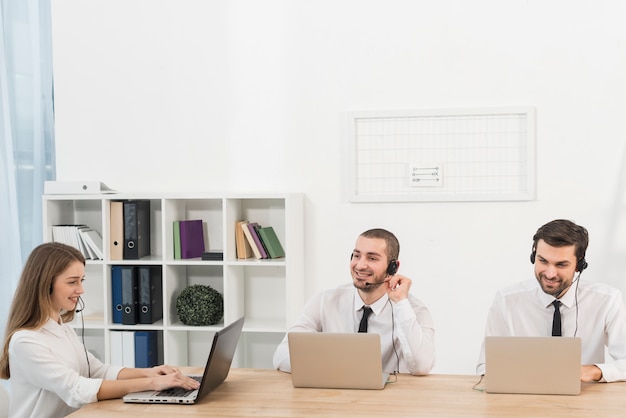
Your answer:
(530, 251), (536, 264)
(386, 260), (398, 276)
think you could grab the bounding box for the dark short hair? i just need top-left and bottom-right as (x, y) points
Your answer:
(532, 219), (589, 261)
(359, 228), (400, 261)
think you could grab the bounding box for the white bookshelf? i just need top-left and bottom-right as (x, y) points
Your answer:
(42, 193), (304, 368)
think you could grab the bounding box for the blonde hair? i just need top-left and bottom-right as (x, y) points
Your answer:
(0, 242), (85, 379)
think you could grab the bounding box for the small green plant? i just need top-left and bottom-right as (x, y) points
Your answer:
(176, 284), (224, 326)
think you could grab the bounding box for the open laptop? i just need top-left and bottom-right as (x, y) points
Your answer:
(288, 332), (389, 390)
(484, 336), (581, 395)
(123, 316), (244, 404)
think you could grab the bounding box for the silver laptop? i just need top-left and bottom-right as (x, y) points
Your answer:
(485, 336), (581, 395)
(123, 317), (244, 404)
(288, 332), (389, 390)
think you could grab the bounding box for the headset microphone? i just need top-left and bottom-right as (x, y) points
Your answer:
(365, 281), (385, 287)
(75, 296), (85, 313)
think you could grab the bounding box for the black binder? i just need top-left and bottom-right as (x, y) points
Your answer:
(121, 266), (138, 325)
(138, 266), (163, 324)
(123, 200), (151, 260)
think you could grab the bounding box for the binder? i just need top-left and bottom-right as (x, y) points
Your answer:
(110, 330), (124, 366)
(134, 331), (159, 368)
(121, 266), (138, 325)
(179, 219), (205, 259)
(138, 266), (163, 324)
(123, 200), (151, 260)
(122, 331), (136, 368)
(110, 201), (124, 260)
(111, 265), (123, 324)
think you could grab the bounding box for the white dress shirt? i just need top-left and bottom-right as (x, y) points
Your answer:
(476, 279), (626, 382)
(273, 284), (435, 375)
(8, 318), (123, 418)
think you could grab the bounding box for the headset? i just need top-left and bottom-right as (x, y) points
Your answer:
(386, 260), (399, 276)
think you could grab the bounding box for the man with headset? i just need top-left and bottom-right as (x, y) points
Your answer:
(272, 228), (435, 375)
(476, 219), (626, 382)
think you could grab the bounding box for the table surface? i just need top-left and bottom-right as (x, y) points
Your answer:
(68, 368), (626, 417)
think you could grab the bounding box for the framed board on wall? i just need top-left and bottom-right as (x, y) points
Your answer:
(346, 107), (536, 203)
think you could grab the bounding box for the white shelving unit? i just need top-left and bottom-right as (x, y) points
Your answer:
(42, 193), (304, 368)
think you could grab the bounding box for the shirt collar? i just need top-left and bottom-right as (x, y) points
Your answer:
(353, 289), (389, 316)
(42, 317), (66, 337)
(538, 282), (577, 309)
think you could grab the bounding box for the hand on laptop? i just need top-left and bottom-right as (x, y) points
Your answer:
(581, 365), (602, 382)
(385, 274), (411, 302)
(149, 365), (182, 376)
(148, 368), (200, 391)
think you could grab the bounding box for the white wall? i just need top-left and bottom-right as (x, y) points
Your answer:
(50, 0), (626, 374)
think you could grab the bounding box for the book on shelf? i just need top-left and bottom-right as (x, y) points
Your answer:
(240, 221), (263, 259)
(201, 251), (224, 261)
(178, 219), (205, 259)
(235, 220), (254, 259)
(79, 227), (104, 259)
(173, 221), (181, 259)
(257, 226), (285, 259)
(51, 224), (103, 260)
(248, 222), (269, 259)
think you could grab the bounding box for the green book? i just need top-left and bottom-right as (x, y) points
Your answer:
(257, 226), (285, 259)
(173, 221), (181, 259)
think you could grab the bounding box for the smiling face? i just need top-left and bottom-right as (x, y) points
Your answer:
(350, 236), (390, 293)
(49, 260), (85, 320)
(533, 239), (578, 298)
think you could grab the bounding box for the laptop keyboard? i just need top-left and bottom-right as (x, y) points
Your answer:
(155, 375), (202, 397)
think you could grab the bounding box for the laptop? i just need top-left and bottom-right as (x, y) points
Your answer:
(288, 332), (389, 390)
(123, 316), (244, 404)
(484, 336), (581, 395)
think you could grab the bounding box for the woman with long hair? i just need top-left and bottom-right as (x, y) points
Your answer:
(0, 242), (198, 417)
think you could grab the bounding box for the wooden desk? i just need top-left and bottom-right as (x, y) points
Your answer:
(68, 368), (626, 417)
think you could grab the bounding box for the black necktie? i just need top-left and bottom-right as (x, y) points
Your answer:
(552, 300), (562, 337)
(358, 306), (373, 333)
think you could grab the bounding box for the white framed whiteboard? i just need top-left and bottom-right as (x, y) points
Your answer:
(346, 107), (536, 202)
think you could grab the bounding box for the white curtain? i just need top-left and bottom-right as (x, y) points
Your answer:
(0, 0), (55, 351)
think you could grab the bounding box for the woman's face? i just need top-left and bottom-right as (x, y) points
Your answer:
(50, 260), (85, 319)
